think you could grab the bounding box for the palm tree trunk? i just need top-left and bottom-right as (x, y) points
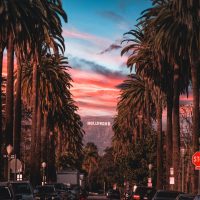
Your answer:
(191, 62), (199, 193)
(166, 85), (173, 189)
(36, 97), (42, 182)
(48, 132), (56, 183)
(13, 55), (22, 158)
(0, 44), (4, 179)
(30, 61), (39, 186)
(42, 111), (48, 163)
(156, 101), (163, 189)
(5, 34), (14, 145)
(145, 81), (151, 127)
(172, 63), (181, 190)
(57, 130), (62, 163)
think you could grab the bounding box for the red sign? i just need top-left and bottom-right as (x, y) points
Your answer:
(192, 152), (200, 168)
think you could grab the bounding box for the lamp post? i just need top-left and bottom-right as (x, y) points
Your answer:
(41, 162), (46, 186)
(148, 164), (153, 187)
(180, 147), (186, 192)
(6, 144), (13, 182)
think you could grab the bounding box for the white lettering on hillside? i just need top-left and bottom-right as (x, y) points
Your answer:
(87, 121), (111, 126)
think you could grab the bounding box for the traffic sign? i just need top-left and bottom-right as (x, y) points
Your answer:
(192, 152), (200, 168)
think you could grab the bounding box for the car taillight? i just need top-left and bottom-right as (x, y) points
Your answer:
(133, 195), (140, 200)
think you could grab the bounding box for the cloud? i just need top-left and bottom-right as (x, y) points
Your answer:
(68, 66), (125, 117)
(118, 0), (132, 10)
(99, 11), (130, 30)
(69, 56), (127, 78)
(99, 44), (121, 54)
(63, 28), (110, 47)
(100, 11), (126, 23)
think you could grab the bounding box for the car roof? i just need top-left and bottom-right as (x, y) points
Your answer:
(0, 182), (9, 186)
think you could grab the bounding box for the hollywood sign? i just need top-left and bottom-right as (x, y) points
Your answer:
(87, 121), (111, 126)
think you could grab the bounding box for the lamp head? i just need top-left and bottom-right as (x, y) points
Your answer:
(41, 162), (46, 168)
(6, 144), (13, 155)
(148, 164), (153, 170)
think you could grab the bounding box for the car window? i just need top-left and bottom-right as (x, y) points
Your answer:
(11, 183), (32, 195)
(135, 187), (155, 195)
(0, 186), (12, 198)
(157, 191), (180, 198)
(37, 186), (55, 193)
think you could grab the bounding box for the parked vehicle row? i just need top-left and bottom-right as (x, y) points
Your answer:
(0, 181), (88, 200)
(106, 186), (197, 200)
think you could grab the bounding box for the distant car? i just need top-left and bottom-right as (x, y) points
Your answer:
(34, 185), (61, 200)
(9, 181), (34, 200)
(106, 189), (120, 200)
(0, 182), (14, 200)
(176, 193), (195, 200)
(133, 186), (156, 200)
(152, 190), (184, 200)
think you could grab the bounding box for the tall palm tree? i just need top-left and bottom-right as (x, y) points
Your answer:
(83, 142), (99, 190)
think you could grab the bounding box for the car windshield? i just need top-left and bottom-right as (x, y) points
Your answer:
(54, 183), (64, 190)
(0, 186), (12, 198)
(11, 183), (32, 195)
(135, 187), (154, 195)
(157, 191), (180, 198)
(37, 186), (55, 193)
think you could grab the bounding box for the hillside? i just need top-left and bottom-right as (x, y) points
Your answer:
(81, 116), (114, 155)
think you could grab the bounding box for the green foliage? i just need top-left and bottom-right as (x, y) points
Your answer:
(87, 130), (157, 191)
(114, 130), (157, 187)
(58, 152), (83, 171)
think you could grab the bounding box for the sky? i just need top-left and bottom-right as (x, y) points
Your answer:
(62, 0), (152, 117)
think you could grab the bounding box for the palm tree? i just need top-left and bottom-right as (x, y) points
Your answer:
(21, 53), (84, 181)
(83, 142), (99, 191)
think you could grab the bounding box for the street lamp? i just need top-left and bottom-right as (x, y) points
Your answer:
(79, 174), (84, 188)
(148, 164), (153, 187)
(41, 162), (46, 186)
(180, 147), (186, 192)
(6, 144), (13, 182)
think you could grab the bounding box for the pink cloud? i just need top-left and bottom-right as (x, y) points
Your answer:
(63, 28), (110, 47)
(69, 68), (123, 116)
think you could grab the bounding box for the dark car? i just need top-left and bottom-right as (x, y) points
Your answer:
(194, 195), (200, 200)
(9, 181), (34, 200)
(0, 182), (15, 200)
(106, 189), (120, 200)
(49, 183), (69, 199)
(152, 190), (184, 200)
(133, 186), (156, 200)
(34, 185), (61, 200)
(176, 193), (195, 200)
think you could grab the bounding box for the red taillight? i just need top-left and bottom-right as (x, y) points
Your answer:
(133, 195), (140, 200)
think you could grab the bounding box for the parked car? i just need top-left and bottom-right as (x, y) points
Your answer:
(152, 190), (184, 200)
(0, 182), (15, 200)
(176, 193), (195, 200)
(194, 195), (200, 200)
(48, 183), (69, 199)
(9, 181), (34, 200)
(34, 185), (61, 200)
(133, 186), (156, 200)
(106, 189), (120, 200)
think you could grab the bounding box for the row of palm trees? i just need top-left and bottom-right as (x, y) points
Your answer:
(113, 0), (199, 193)
(0, 1), (84, 185)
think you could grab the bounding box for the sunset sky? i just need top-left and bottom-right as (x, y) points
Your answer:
(62, 0), (152, 117)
